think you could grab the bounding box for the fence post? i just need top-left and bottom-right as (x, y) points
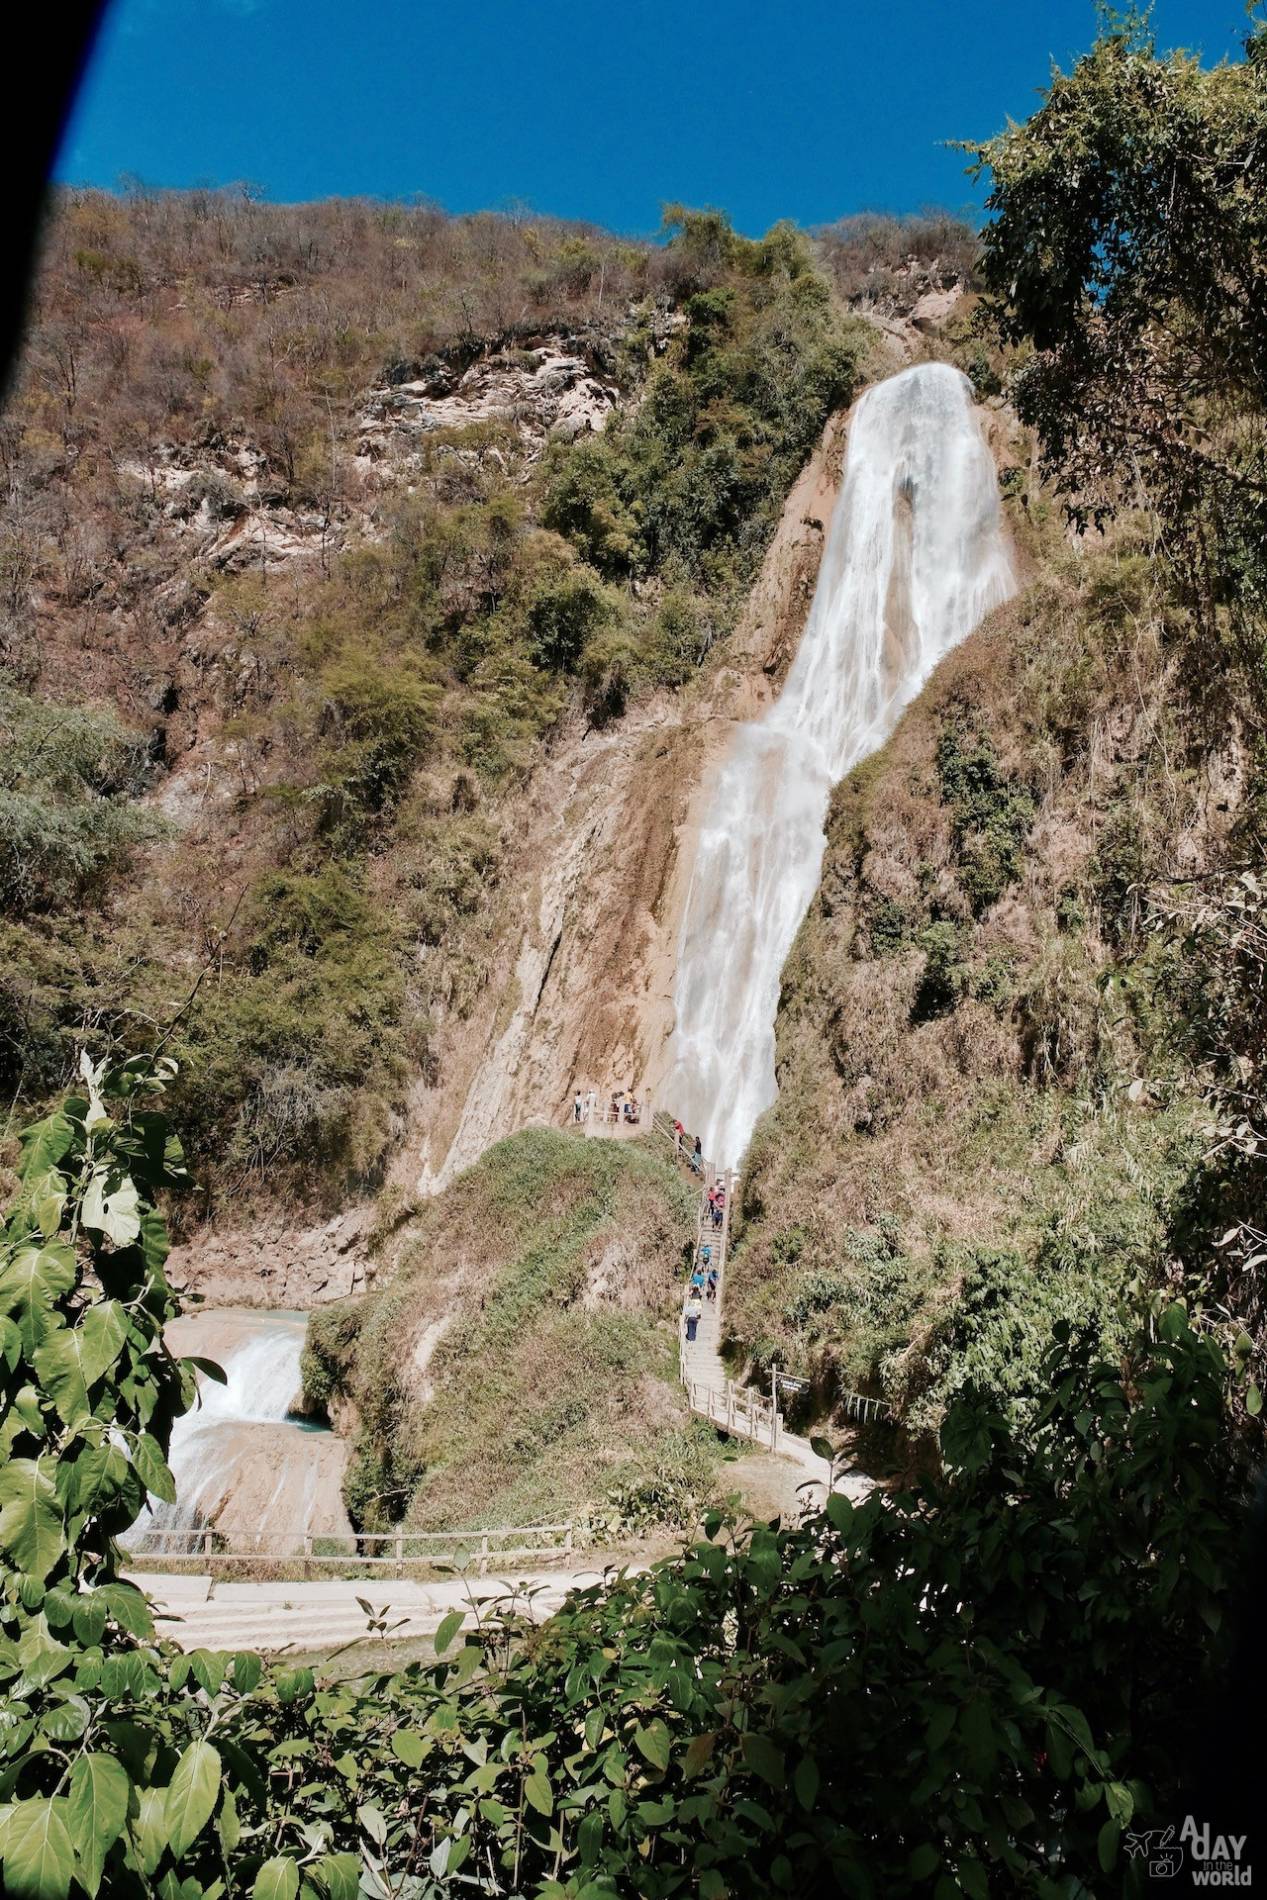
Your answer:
(203, 1526), (212, 1562)
(480, 1533), (490, 1575)
(303, 1532), (312, 1581)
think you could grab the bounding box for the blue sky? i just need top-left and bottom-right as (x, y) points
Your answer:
(59, 0), (1250, 233)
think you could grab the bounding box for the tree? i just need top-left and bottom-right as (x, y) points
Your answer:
(969, 17), (1267, 652)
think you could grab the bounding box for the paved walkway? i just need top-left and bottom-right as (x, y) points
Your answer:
(132, 1566), (612, 1653)
(661, 1117), (869, 1505)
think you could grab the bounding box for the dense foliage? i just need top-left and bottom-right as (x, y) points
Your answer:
(969, 12), (1267, 1404)
(0, 1058), (1253, 1897)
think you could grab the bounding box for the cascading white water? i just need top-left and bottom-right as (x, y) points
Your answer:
(135, 1310), (347, 1550)
(666, 363), (1017, 1166)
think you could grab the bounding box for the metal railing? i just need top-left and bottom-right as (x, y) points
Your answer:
(685, 1378), (781, 1452)
(124, 1523), (576, 1571)
(838, 1390), (893, 1427)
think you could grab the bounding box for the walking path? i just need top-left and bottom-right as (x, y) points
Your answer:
(132, 1566), (613, 1655)
(652, 1111), (869, 1508)
(139, 1096), (866, 1650)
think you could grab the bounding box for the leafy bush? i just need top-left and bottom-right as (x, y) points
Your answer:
(0, 1062), (1252, 1897)
(168, 867), (410, 1193)
(0, 689), (162, 917)
(525, 563), (616, 672)
(935, 724), (1036, 914)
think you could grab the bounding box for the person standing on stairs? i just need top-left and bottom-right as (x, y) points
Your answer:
(573, 1091), (583, 1124)
(684, 1294), (702, 1343)
(691, 1135), (703, 1174)
(706, 1266), (719, 1303)
(586, 1087), (597, 1124)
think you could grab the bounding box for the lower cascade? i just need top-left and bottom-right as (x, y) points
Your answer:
(665, 361), (1017, 1166)
(134, 1309), (350, 1553)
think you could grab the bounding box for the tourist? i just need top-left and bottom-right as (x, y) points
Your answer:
(706, 1268), (719, 1303)
(700, 1241), (712, 1271)
(673, 1119), (685, 1153)
(691, 1135), (703, 1174)
(691, 1264), (705, 1293)
(712, 1199), (723, 1231)
(573, 1091), (583, 1124)
(586, 1088), (597, 1123)
(684, 1295), (702, 1343)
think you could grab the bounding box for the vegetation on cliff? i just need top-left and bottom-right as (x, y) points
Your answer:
(0, 198), (862, 1213)
(303, 1127), (715, 1536)
(729, 15), (1267, 1460)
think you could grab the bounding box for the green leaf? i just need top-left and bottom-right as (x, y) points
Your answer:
(33, 1333), (93, 1427)
(66, 1754), (129, 1897)
(0, 1245), (76, 1331)
(741, 1732), (786, 1790)
(390, 1729), (427, 1768)
(79, 1304), (128, 1383)
(183, 1356), (226, 1385)
(958, 1858), (988, 1900)
(97, 1582), (154, 1638)
(793, 1757), (820, 1812)
(67, 1445), (129, 1522)
(39, 1694), (89, 1742)
(232, 1653), (262, 1694)
(433, 1609), (463, 1655)
(0, 1462), (64, 1582)
(165, 1739), (221, 1858)
(524, 1767), (553, 1816)
(1105, 1781), (1134, 1826)
(825, 1492), (853, 1534)
(315, 1855), (359, 1900)
(634, 1720), (671, 1773)
(133, 1787), (167, 1878)
(253, 1857), (300, 1900)
(16, 1622), (71, 1687)
(1247, 1383), (1262, 1417)
(809, 1436), (835, 1460)
(128, 1434), (176, 1505)
(577, 1809), (604, 1865)
(682, 1732), (715, 1779)
(27, 1175), (67, 1242)
(17, 1111), (75, 1183)
(217, 1787), (240, 1856)
(80, 1172), (141, 1248)
(3, 1797), (75, 1900)
(1098, 1818), (1120, 1873)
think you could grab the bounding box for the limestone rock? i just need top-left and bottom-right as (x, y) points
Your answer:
(910, 284), (964, 332)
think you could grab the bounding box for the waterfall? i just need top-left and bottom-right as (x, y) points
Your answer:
(665, 363), (1016, 1166)
(134, 1309), (349, 1552)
